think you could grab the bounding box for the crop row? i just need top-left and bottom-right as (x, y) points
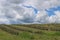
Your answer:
(0, 25), (19, 35)
(3, 25), (45, 34)
(14, 24), (60, 31)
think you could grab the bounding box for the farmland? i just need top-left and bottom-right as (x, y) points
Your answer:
(0, 24), (60, 40)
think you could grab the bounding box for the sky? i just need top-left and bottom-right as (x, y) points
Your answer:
(0, 0), (60, 24)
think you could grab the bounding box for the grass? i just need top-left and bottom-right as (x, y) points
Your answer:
(0, 24), (60, 40)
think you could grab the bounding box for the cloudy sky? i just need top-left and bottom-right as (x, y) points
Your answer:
(0, 0), (60, 24)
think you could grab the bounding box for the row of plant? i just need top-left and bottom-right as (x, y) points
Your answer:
(0, 25), (19, 35)
(4, 25), (45, 34)
(14, 24), (60, 31)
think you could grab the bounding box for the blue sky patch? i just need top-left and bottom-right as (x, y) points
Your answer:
(46, 6), (60, 16)
(23, 5), (38, 14)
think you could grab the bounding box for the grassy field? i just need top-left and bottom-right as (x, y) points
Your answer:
(0, 24), (60, 40)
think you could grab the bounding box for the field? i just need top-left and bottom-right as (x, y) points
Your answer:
(0, 24), (60, 40)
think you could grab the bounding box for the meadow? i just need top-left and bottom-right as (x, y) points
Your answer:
(0, 24), (60, 40)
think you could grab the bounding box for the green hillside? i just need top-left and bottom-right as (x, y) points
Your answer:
(0, 24), (60, 40)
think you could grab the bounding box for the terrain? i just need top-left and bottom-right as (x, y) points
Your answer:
(0, 24), (60, 40)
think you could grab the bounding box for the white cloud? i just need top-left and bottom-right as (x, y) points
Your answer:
(34, 11), (49, 23)
(54, 11), (60, 23)
(0, 0), (60, 24)
(0, 18), (10, 24)
(54, 11), (60, 18)
(48, 15), (57, 23)
(48, 11), (60, 23)
(23, 0), (60, 10)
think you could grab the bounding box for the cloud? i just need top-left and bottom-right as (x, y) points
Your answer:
(47, 11), (60, 23)
(34, 11), (49, 23)
(54, 11), (60, 23)
(0, 0), (60, 24)
(54, 11), (60, 18)
(23, 0), (60, 10)
(0, 18), (10, 24)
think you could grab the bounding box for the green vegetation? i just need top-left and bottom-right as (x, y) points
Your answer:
(0, 24), (60, 40)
